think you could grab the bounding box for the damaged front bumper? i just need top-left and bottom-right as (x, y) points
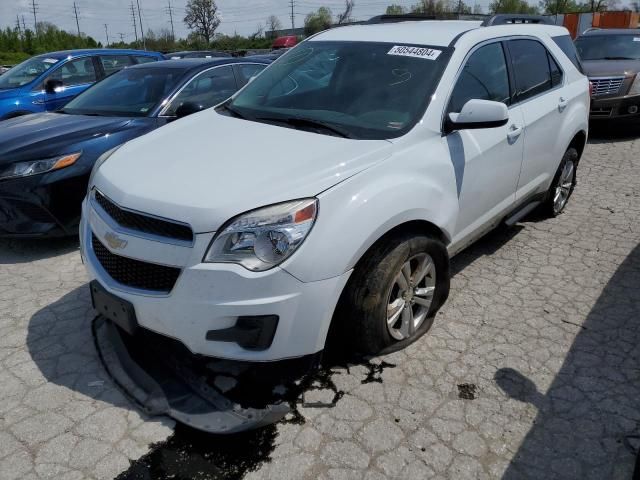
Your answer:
(93, 316), (296, 434)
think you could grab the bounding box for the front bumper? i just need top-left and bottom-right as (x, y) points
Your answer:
(590, 93), (640, 120)
(0, 170), (88, 237)
(81, 198), (351, 362)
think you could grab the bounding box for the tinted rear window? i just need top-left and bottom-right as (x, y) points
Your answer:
(553, 35), (584, 73)
(509, 39), (553, 102)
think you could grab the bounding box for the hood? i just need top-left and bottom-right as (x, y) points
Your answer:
(0, 113), (136, 163)
(582, 59), (640, 77)
(95, 109), (393, 233)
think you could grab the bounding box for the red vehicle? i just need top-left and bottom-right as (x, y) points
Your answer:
(272, 35), (297, 49)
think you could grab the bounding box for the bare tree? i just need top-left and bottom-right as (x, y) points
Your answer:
(266, 14), (282, 33)
(249, 24), (264, 40)
(184, 0), (221, 45)
(336, 0), (356, 24)
(631, 0), (640, 11)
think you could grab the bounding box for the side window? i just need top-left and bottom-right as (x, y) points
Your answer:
(448, 42), (510, 114)
(548, 53), (563, 88)
(509, 39), (552, 102)
(234, 63), (266, 88)
(133, 55), (157, 64)
(99, 55), (133, 76)
(552, 35), (583, 73)
(164, 65), (237, 116)
(48, 57), (97, 86)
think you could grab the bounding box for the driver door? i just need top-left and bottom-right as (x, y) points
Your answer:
(442, 41), (525, 245)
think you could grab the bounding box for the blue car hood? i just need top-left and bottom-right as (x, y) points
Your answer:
(0, 112), (140, 164)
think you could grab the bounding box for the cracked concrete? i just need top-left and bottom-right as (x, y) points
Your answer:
(0, 130), (639, 479)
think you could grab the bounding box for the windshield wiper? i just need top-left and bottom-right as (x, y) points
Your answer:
(601, 56), (637, 60)
(256, 115), (355, 139)
(219, 103), (250, 120)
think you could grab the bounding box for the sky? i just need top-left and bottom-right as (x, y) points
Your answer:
(0, 0), (498, 43)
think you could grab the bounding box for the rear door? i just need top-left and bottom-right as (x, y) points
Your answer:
(444, 41), (525, 243)
(506, 38), (568, 200)
(43, 56), (99, 111)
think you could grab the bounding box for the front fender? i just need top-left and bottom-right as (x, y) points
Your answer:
(283, 154), (459, 283)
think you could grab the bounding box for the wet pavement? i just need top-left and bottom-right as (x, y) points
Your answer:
(1, 127), (639, 479)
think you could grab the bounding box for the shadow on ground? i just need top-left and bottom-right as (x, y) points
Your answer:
(0, 237), (78, 264)
(588, 122), (640, 143)
(496, 244), (640, 479)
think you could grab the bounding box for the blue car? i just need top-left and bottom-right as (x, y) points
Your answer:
(0, 49), (164, 120)
(0, 57), (271, 237)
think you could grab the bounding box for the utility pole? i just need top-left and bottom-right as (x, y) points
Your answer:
(16, 15), (22, 37)
(136, 0), (146, 50)
(104, 23), (109, 46)
(289, 0), (295, 29)
(31, 0), (38, 34)
(73, 2), (81, 36)
(22, 15), (27, 34)
(166, 0), (175, 40)
(130, 3), (139, 44)
(118, 32), (125, 43)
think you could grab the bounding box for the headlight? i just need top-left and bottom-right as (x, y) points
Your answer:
(88, 145), (121, 187)
(0, 152), (81, 181)
(629, 74), (640, 96)
(203, 198), (318, 272)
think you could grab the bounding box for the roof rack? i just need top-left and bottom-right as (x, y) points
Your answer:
(367, 14), (437, 24)
(482, 14), (555, 26)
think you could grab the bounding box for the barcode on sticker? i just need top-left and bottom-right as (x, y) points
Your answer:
(388, 46), (442, 60)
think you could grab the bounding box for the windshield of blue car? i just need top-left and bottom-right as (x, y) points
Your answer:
(61, 67), (185, 117)
(0, 56), (60, 89)
(226, 41), (451, 140)
(575, 35), (640, 60)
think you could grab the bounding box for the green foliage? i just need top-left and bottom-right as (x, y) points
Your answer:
(385, 4), (407, 14)
(304, 7), (333, 36)
(539, 0), (580, 13)
(489, 0), (540, 13)
(0, 22), (100, 66)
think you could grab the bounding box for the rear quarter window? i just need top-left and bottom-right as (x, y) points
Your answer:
(552, 35), (584, 73)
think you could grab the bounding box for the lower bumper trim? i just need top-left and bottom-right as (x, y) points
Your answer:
(206, 315), (279, 351)
(93, 316), (290, 434)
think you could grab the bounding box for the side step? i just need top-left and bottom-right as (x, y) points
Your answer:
(504, 200), (541, 226)
(94, 316), (290, 434)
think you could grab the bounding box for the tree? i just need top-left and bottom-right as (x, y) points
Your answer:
(489, 0), (539, 14)
(411, 0), (456, 15)
(472, 2), (484, 12)
(304, 7), (333, 36)
(578, 0), (617, 11)
(539, 0), (579, 13)
(266, 14), (282, 34)
(249, 24), (264, 41)
(386, 4), (407, 13)
(184, 0), (221, 45)
(336, 0), (356, 24)
(631, 0), (640, 11)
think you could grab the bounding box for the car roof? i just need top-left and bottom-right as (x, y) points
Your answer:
(579, 28), (640, 36)
(312, 19), (569, 47)
(35, 49), (161, 60)
(126, 57), (271, 73)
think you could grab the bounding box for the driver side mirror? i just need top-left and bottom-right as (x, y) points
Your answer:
(175, 102), (204, 119)
(444, 99), (508, 134)
(45, 78), (64, 94)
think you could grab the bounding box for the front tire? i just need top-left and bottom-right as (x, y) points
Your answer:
(542, 147), (578, 217)
(342, 231), (450, 355)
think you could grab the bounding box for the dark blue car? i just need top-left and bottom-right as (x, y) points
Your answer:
(0, 49), (164, 120)
(0, 57), (270, 237)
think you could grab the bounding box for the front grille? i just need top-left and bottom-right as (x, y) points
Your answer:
(590, 106), (613, 117)
(590, 77), (624, 97)
(94, 191), (193, 243)
(92, 233), (181, 293)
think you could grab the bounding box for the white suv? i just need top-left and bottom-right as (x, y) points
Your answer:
(81, 18), (589, 363)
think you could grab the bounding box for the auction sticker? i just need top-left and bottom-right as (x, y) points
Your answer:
(634, 37), (640, 42)
(388, 46), (441, 60)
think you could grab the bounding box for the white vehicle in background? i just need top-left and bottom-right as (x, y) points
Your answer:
(80, 14), (588, 431)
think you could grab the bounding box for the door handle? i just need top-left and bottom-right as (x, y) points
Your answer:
(507, 124), (523, 142)
(558, 97), (568, 112)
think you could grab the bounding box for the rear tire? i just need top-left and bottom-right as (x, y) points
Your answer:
(341, 231), (450, 356)
(541, 147), (578, 217)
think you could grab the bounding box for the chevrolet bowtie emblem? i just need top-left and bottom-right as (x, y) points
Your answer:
(104, 232), (128, 250)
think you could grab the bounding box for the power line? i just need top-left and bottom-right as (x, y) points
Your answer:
(73, 2), (81, 36)
(130, 3), (139, 44)
(166, 0), (175, 39)
(136, 0), (146, 50)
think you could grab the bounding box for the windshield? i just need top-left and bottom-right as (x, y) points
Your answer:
(0, 56), (59, 89)
(61, 67), (185, 117)
(575, 35), (640, 60)
(226, 41), (451, 140)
